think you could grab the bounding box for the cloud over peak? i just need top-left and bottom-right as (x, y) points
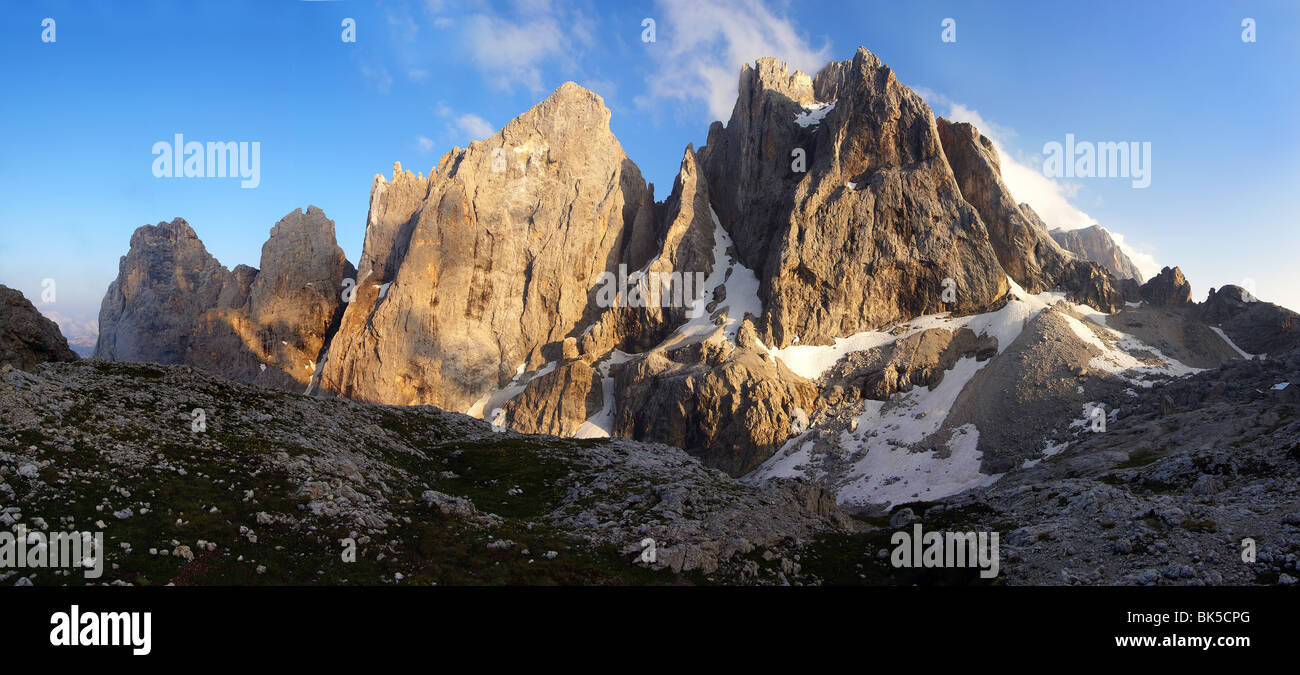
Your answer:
(641, 0), (832, 121)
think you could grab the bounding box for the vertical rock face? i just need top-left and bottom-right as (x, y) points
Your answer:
(575, 145), (716, 362)
(1048, 224), (1145, 283)
(95, 219), (234, 364)
(1018, 202), (1051, 233)
(935, 118), (1129, 311)
(95, 208), (353, 391)
(0, 285), (78, 370)
(317, 82), (655, 412)
(230, 206), (355, 390)
(700, 48), (1009, 347)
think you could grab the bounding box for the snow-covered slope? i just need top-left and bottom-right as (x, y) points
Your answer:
(750, 277), (1203, 509)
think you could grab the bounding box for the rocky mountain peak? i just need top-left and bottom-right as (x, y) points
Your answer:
(702, 47), (1009, 348)
(742, 57), (816, 107)
(318, 80), (655, 412)
(1049, 224), (1145, 283)
(1141, 266), (1193, 306)
(96, 209), (353, 390)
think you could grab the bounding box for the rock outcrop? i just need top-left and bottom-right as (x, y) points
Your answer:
(1049, 224), (1144, 283)
(0, 285), (78, 370)
(95, 208), (353, 391)
(614, 325), (819, 476)
(700, 49), (1010, 347)
(1199, 285), (1300, 356)
(819, 327), (997, 406)
(503, 360), (601, 436)
(1140, 266), (1193, 307)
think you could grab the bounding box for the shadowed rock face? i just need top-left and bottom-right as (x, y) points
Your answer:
(937, 119), (1069, 291)
(1049, 224), (1145, 283)
(1141, 266), (1193, 307)
(575, 145), (716, 363)
(701, 48), (1009, 348)
(94, 208), (353, 390)
(95, 218), (230, 365)
(0, 285), (78, 370)
(317, 82), (657, 412)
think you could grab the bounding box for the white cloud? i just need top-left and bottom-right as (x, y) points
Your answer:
(455, 114), (496, 141)
(641, 0), (832, 121)
(1101, 229), (1161, 281)
(416, 135), (435, 152)
(428, 106), (497, 147)
(934, 96), (1162, 280)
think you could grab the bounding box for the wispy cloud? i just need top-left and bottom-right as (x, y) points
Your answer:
(431, 104), (497, 147)
(458, 3), (594, 92)
(416, 135), (435, 152)
(359, 65), (393, 93)
(454, 114), (495, 141)
(640, 0), (831, 121)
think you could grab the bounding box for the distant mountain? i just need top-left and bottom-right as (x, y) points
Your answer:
(1048, 223), (1145, 283)
(39, 309), (97, 356)
(95, 207), (353, 391)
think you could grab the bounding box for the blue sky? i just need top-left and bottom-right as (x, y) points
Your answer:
(2, 0), (1298, 343)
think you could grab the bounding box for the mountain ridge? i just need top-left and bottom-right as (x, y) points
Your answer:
(87, 46), (1300, 510)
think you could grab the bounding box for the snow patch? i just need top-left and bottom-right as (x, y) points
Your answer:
(753, 356), (1003, 508)
(659, 206), (763, 349)
(1210, 326), (1256, 360)
(793, 101), (835, 127)
(465, 361), (557, 419)
(574, 351), (634, 438)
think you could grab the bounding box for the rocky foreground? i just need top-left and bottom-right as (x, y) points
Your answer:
(1, 359), (856, 585)
(2, 352), (1295, 586)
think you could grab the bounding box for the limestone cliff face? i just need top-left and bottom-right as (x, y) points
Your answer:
(95, 218), (231, 365)
(1018, 202), (1051, 233)
(1049, 224), (1145, 283)
(936, 119), (1070, 291)
(0, 285), (78, 370)
(574, 145), (716, 363)
(95, 208), (353, 390)
(935, 118), (1129, 311)
(700, 48), (1009, 348)
(317, 82), (656, 411)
